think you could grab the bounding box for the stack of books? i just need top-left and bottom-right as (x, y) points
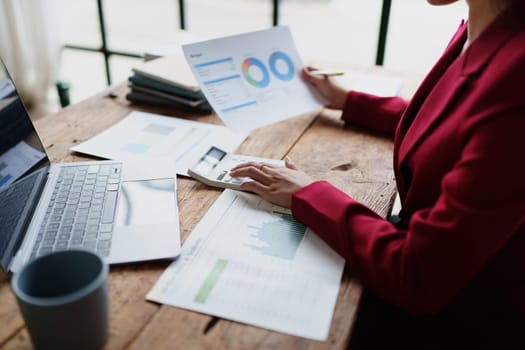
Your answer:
(127, 55), (211, 111)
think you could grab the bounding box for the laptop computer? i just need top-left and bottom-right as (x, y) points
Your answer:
(0, 57), (181, 274)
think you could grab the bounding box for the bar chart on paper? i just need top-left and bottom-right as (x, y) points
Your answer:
(147, 190), (344, 340)
(245, 212), (306, 260)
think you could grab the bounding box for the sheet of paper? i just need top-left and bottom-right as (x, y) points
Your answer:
(0, 141), (46, 189)
(71, 111), (247, 176)
(335, 70), (403, 97)
(183, 26), (325, 133)
(147, 189), (344, 340)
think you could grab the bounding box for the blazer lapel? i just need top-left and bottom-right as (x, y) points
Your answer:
(398, 73), (470, 161)
(396, 10), (522, 165)
(393, 22), (467, 178)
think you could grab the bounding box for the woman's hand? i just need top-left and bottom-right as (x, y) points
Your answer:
(301, 66), (349, 110)
(229, 157), (314, 209)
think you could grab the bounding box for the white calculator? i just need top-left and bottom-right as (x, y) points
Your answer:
(188, 146), (284, 190)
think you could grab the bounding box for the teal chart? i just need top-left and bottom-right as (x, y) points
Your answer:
(245, 211), (306, 260)
(183, 26), (325, 133)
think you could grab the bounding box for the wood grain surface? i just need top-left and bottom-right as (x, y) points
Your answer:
(0, 76), (402, 349)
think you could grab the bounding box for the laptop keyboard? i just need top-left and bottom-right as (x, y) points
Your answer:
(31, 163), (122, 261)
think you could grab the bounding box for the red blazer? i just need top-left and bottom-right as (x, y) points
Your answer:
(292, 11), (525, 328)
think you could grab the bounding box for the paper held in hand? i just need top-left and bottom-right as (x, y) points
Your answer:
(182, 26), (326, 133)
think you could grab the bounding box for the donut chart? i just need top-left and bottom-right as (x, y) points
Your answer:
(269, 51), (295, 81)
(242, 57), (271, 88)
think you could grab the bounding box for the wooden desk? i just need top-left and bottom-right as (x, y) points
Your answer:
(0, 79), (402, 349)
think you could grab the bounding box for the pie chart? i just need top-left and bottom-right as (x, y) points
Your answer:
(242, 57), (271, 88)
(269, 51), (295, 81)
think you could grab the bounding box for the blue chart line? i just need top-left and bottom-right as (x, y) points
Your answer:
(221, 101), (257, 113)
(194, 57), (233, 68)
(245, 212), (306, 260)
(203, 75), (241, 85)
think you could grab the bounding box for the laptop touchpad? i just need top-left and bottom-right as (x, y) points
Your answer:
(116, 178), (176, 227)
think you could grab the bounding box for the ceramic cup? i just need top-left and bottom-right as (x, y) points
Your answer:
(11, 250), (109, 350)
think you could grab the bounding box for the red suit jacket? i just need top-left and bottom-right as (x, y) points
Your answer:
(291, 11), (525, 331)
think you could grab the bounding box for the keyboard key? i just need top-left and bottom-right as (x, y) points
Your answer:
(87, 165), (100, 174)
(97, 250), (110, 257)
(106, 184), (119, 191)
(71, 238), (83, 245)
(98, 233), (112, 241)
(97, 241), (111, 249)
(85, 233), (98, 240)
(58, 233), (71, 241)
(99, 224), (112, 233)
(83, 241), (97, 251)
(102, 191), (118, 224)
(41, 239), (55, 247)
(55, 241), (68, 250)
(38, 247), (53, 256)
(44, 231), (58, 239)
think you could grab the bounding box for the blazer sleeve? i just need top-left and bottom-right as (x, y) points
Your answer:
(291, 107), (525, 316)
(341, 90), (408, 134)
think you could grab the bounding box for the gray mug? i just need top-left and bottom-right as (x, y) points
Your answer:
(11, 250), (109, 350)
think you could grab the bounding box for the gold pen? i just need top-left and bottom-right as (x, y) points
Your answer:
(310, 70), (345, 77)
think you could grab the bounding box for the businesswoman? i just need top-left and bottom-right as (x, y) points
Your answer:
(230, 0), (525, 347)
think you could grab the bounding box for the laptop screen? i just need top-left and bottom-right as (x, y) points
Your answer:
(0, 57), (52, 271)
(0, 57), (50, 190)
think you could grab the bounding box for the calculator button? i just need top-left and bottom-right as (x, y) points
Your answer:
(231, 178), (243, 185)
(216, 171), (227, 181)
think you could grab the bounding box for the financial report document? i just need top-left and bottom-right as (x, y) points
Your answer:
(182, 26), (325, 133)
(147, 189), (345, 340)
(71, 111), (246, 176)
